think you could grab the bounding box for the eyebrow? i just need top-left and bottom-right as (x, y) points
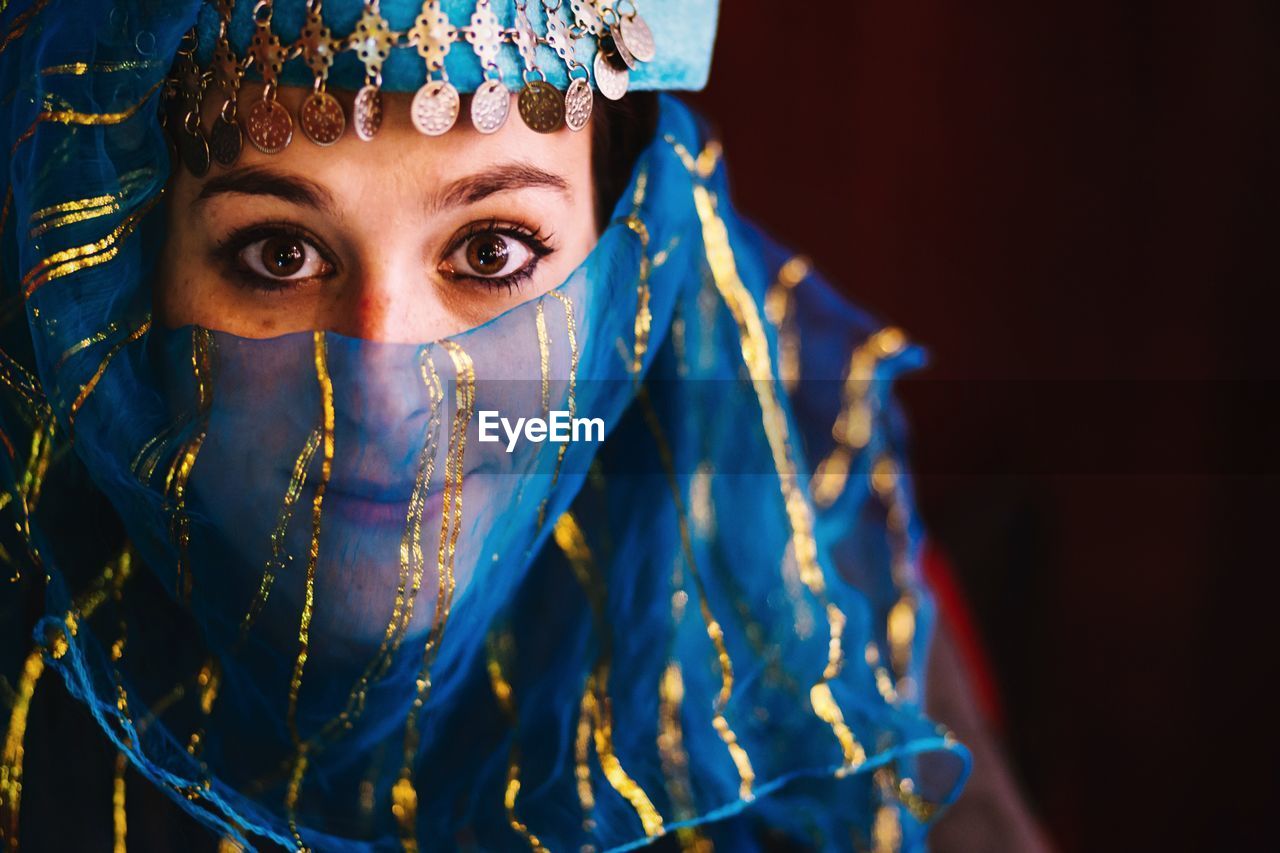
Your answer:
(194, 161), (570, 213)
(196, 166), (337, 213)
(434, 162), (571, 210)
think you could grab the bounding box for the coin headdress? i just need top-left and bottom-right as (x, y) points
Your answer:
(1, 0), (969, 850)
(162, 0), (709, 175)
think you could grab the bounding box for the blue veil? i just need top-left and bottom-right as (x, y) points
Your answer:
(0, 1), (969, 849)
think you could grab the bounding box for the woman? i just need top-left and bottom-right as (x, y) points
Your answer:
(0, 0), (1039, 849)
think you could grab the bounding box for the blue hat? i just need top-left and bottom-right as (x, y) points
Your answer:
(192, 1), (718, 99)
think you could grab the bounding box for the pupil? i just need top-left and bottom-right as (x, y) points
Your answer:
(467, 235), (509, 275)
(262, 236), (306, 277)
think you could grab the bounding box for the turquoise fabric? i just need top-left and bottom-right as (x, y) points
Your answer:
(0, 0), (968, 849)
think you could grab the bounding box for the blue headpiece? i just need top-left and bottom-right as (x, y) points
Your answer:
(161, 0), (718, 170)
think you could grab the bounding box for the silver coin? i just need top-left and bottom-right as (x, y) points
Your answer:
(620, 14), (656, 63)
(470, 79), (510, 134)
(605, 27), (637, 71)
(593, 51), (629, 101)
(353, 84), (383, 141)
(411, 80), (460, 136)
(564, 78), (593, 132)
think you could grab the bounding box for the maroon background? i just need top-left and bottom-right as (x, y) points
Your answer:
(689, 2), (1277, 849)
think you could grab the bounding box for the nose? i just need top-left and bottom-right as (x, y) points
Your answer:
(326, 251), (448, 344)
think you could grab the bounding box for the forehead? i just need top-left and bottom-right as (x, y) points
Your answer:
(182, 82), (593, 200)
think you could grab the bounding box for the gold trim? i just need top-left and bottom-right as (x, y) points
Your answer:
(9, 80), (163, 155)
(284, 332), (335, 852)
(22, 191), (163, 297)
(690, 170), (867, 772)
(0, 650), (43, 850)
(68, 317), (151, 432)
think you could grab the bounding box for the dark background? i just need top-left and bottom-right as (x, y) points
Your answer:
(691, 2), (1277, 849)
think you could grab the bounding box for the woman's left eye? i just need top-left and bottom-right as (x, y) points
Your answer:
(443, 232), (537, 281)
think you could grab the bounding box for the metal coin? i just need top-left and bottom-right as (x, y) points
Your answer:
(178, 127), (210, 178)
(620, 14), (656, 63)
(518, 80), (565, 134)
(411, 80), (460, 136)
(245, 98), (293, 155)
(300, 90), (346, 146)
(209, 114), (243, 166)
(604, 27), (637, 70)
(470, 79), (511, 135)
(593, 51), (630, 101)
(564, 78), (593, 132)
(353, 84), (384, 141)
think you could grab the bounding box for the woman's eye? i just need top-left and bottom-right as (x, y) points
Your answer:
(238, 234), (332, 282)
(445, 233), (535, 280)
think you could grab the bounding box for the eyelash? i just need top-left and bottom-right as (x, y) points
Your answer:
(213, 220), (555, 294)
(440, 219), (555, 293)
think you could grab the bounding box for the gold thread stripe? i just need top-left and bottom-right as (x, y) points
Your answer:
(284, 332), (334, 853)
(574, 686), (596, 833)
(22, 191), (163, 297)
(40, 59), (160, 77)
(68, 317), (150, 431)
(312, 348), (442, 743)
(163, 329), (215, 603)
(691, 176), (868, 772)
(486, 634), (548, 852)
(536, 299), (550, 418)
(392, 341), (474, 851)
(764, 255), (811, 394)
(112, 750), (128, 853)
(54, 320), (122, 372)
(555, 513), (667, 836)
(635, 387), (756, 800)
(811, 328), (907, 508)
(9, 80), (163, 155)
(0, 0), (50, 57)
(0, 650), (43, 850)
(28, 168), (153, 224)
(871, 455), (919, 697)
(536, 291), (579, 529)
(239, 429), (322, 641)
(626, 217), (653, 378)
(584, 672), (665, 837)
(29, 168), (155, 239)
(658, 663), (713, 852)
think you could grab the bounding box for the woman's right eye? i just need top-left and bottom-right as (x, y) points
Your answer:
(236, 234), (333, 285)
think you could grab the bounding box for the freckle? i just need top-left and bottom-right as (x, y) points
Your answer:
(260, 318), (277, 333)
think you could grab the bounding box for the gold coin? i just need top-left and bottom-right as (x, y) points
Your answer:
(518, 80), (565, 134)
(300, 90), (346, 146)
(353, 84), (383, 141)
(245, 97), (293, 155)
(564, 78), (593, 132)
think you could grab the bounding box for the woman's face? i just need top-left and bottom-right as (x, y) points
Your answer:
(158, 83), (597, 343)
